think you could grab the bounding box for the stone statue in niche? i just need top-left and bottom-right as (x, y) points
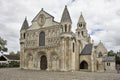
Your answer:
(38, 14), (46, 26)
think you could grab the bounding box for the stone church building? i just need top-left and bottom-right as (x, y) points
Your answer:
(20, 6), (113, 72)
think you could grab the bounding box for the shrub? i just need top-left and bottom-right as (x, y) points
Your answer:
(0, 63), (8, 68)
(0, 61), (20, 68)
(8, 61), (20, 67)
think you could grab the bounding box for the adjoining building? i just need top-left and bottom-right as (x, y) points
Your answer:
(20, 6), (115, 72)
(0, 54), (20, 64)
(117, 51), (120, 57)
(103, 56), (115, 71)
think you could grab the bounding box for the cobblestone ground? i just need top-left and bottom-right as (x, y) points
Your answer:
(0, 68), (120, 80)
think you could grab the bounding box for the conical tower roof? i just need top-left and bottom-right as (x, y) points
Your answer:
(78, 13), (86, 23)
(61, 6), (72, 23)
(20, 17), (29, 31)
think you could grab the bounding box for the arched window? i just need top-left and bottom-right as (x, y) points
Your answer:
(65, 24), (67, 32)
(69, 25), (71, 32)
(39, 32), (45, 46)
(23, 33), (25, 39)
(80, 24), (82, 27)
(81, 31), (84, 36)
(98, 52), (102, 57)
(107, 62), (110, 66)
(61, 25), (63, 32)
(107, 62), (108, 66)
(73, 43), (74, 52)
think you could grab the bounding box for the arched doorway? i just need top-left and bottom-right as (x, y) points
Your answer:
(40, 55), (47, 70)
(80, 61), (88, 69)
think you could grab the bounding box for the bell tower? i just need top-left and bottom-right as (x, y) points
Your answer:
(76, 13), (91, 54)
(76, 13), (88, 40)
(60, 5), (72, 33)
(60, 6), (75, 71)
(20, 17), (29, 69)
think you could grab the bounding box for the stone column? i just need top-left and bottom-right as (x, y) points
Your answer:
(61, 38), (65, 71)
(75, 41), (79, 71)
(68, 38), (71, 70)
(64, 38), (67, 71)
(47, 52), (51, 71)
(20, 44), (24, 69)
(38, 58), (41, 70)
(91, 47), (95, 72)
(33, 52), (37, 70)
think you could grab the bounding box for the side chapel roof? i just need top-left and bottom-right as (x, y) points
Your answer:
(81, 44), (93, 55)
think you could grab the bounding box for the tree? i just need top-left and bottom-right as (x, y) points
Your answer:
(9, 51), (20, 57)
(116, 56), (120, 64)
(108, 50), (116, 56)
(9, 51), (15, 55)
(0, 37), (8, 53)
(16, 51), (20, 57)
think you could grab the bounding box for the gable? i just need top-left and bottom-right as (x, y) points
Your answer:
(32, 9), (54, 22)
(96, 42), (107, 53)
(0, 55), (7, 61)
(28, 9), (60, 30)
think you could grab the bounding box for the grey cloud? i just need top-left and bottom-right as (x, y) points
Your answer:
(113, 36), (120, 46)
(116, 10), (120, 16)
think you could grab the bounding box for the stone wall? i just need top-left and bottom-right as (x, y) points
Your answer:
(79, 55), (91, 71)
(104, 62), (115, 71)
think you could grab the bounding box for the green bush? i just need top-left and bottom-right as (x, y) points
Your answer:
(116, 56), (120, 65)
(0, 63), (8, 68)
(0, 61), (20, 68)
(8, 61), (20, 67)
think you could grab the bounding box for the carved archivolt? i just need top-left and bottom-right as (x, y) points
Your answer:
(37, 51), (46, 59)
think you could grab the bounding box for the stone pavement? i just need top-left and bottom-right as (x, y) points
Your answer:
(0, 68), (120, 80)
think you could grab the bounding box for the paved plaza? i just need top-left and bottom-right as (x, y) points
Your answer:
(0, 68), (120, 80)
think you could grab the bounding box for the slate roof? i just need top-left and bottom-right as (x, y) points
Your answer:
(61, 6), (72, 23)
(20, 18), (29, 31)
(81, 44), (93, 55)
(0, 56), (7, 61)
(78, 13), (86, 23)
(4, 55), (20, 60)
(103, 56), (115, 62)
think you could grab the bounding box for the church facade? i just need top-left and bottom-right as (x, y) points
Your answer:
(20, 6), (113, 72)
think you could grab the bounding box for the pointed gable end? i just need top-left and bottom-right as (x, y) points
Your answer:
(32, 8), (54, 22)
(96, 41), (107, 53)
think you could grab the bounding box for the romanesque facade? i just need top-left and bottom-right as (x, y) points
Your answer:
(20, 6), (114, 72)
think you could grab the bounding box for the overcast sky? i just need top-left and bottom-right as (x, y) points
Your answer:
(0, 0), (120, 53)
